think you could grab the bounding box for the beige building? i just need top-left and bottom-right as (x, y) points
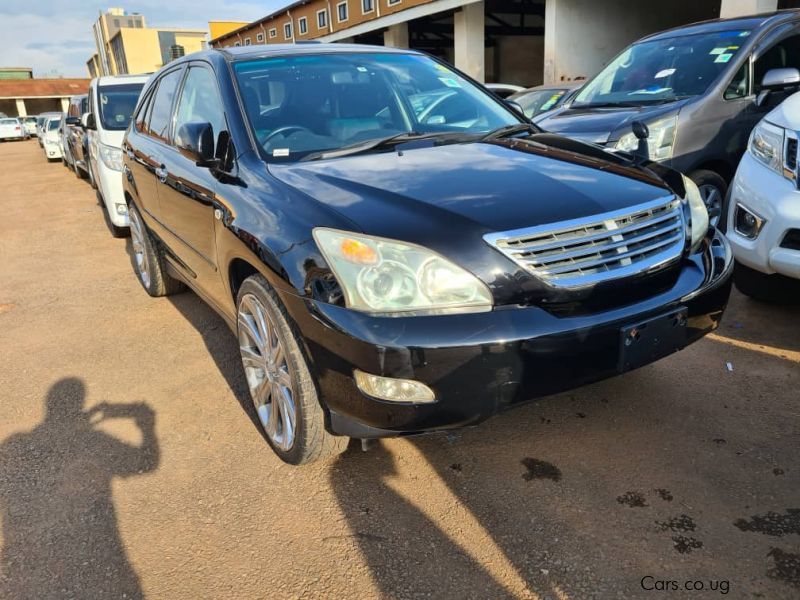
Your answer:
(87, 7), (207, 77)
(210, 0), (796, 86)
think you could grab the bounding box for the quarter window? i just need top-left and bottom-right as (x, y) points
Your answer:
(133, 86), (154, 133)
(317, 10), (327, 28)
(174, 66), (227, 150)
(146, 69), (183, 142)
(724, 62), (750, 100)
(337, 2), (348, 22)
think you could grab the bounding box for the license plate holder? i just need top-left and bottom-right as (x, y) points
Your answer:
(618, 307), (688, 372)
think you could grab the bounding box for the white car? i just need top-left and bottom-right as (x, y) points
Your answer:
(85, 75), (148, 237)
(36, 111), (61, 147)
(21, 116), (38, 136)
(726, 91), (800, 301)
(42, 116), (63, 161)
(0, 118), (28, 141)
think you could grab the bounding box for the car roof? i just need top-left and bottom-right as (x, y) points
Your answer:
(641, 9), (800, 42)
(517, 81), (583, 94)
(199, 43), (419, 64)
(94, 74), (150, 87)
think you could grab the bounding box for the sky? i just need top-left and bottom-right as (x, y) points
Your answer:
(0, 1), (286, 78)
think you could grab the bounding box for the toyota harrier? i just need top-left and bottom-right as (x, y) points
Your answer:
(122, 45), (733, 464)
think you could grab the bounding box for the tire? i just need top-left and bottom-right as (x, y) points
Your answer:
(236, 274), (349, 465)
(99, 191), (129, 238)
(689, 169), (727, 227)
(73, 159), (86, 180)
(87, 160), (98, 189)
(733, 261), (800, 303)
(128, 203), (184, 297)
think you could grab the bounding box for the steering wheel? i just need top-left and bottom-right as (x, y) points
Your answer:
(262, 125), (314, 146)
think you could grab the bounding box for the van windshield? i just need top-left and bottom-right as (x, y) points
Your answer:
(574, 30), (750, 107)
(233, 52), (519, 160)
(98, 83), (144, 131)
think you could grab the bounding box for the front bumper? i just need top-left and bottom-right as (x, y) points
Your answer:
(44, 142), (62, 159)
(280, 229), (733, 437)
(727, 151), (800, 279)
(96, 160), (129, 227)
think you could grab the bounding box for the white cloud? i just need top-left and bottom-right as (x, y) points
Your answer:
(0, 1), (285, 77)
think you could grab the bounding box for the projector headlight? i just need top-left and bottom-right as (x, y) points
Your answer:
(313, 228), (493, 315)
(682, 175), (709, 252)
(615, 115), (678, 161)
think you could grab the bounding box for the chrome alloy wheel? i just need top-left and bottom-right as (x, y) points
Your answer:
(237, 293), (296, 451)
(129, 208), (151, 288)
(699, 183), (722, 227)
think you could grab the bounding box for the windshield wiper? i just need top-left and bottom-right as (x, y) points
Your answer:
(479, 122), (537, 141)
(300, 131), (458, 161)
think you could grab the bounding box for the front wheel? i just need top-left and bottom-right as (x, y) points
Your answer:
(236, 275), (349, 464)
(689, 169), (727, 228)
(128, 203), (184, 296)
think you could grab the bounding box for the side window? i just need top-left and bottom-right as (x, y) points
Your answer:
(724, 61), (750, 100)
(173, 65), (227, 146)
(133, 86), (154, 133)
(146, 69), (183, 143)
(754, 34), (800, 91)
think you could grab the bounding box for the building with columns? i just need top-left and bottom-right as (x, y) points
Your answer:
(0, 78), (90, 118)
(210, 0), (797, 85)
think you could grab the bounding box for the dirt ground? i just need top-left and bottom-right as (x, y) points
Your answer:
(0, 139), (798, 599)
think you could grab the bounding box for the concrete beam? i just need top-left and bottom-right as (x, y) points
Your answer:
(720, 0), (778, 18)
(384, 22), (409, 48)
(454, 1), (485, 82)
(15, 99), (26, 117)
(60, 98), (69, 112)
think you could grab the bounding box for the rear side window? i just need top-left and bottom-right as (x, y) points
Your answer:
(147, 69), (183, 142)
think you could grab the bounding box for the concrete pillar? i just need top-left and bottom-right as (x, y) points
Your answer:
(15, 99), (26, 117)
(454, 1), (485, 83)
(384, 22), (409, 48)
(60, 98), (69, 112)
(720, 0), (777, 18)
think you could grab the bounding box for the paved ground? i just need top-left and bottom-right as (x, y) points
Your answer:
(0, 139), (798, 599)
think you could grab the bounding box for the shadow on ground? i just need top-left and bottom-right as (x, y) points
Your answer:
(0, 378), (159, 599)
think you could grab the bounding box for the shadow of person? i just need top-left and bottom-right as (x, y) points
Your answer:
(0, 378), (159, 599)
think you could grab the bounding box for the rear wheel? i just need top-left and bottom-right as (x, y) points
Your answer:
(733, 261), (800, 303)
(689, 169), (727, 228)
(128, 203), (184, 297)
(236, 274), (349, 464)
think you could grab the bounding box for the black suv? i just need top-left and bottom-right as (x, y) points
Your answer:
(122, 44), (732, 464)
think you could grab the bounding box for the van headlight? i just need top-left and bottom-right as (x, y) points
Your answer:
(615, 115), (678, 161)
(313, 228), (493, 315)
(99, 143), (124, 171)
(682, 175), (709, 251)
(749, 121), (784, 174)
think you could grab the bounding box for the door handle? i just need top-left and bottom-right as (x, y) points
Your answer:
(155, 165), (168, 183)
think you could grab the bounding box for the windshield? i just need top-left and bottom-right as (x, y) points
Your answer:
(233, 52), (519, 160)
(515, 88), (570, 118)
(574, 29), (750, 107)
(97, 83), (144, 131)
(47, 119), (60, 131)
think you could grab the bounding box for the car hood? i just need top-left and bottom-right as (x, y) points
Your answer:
(268, 137), (671, 237)
(535, 100), (690, 144)
(765, 90), (800, 129)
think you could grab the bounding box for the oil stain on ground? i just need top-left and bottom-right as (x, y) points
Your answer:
(657, 514), (697, 532)
(767, 548), (800, 588)
(617, 491), (648, 508)
(655, 488), (674, 502)
(734, 509), (800, 537)
(520, 458), (561, 482)
(672, 536), (703, 554)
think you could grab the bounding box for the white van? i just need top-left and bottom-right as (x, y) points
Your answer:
(85, 75), (148, 237)
(726, 91), (800, 301)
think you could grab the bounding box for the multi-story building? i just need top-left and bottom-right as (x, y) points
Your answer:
(87, 8), (207, 77)
(209, 0), (796, 86)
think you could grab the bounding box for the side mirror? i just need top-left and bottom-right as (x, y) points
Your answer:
(175, 121), (217, 168)
(757, 67), (800, 106)
(65, 116), (80, 126)
(632, 120), (650, 163)
(81, 112), (96, 130)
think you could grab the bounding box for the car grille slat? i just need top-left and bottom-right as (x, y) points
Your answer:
(484, 196), (686, 289)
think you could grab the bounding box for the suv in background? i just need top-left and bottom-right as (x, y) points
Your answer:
(537, 11), (800, 226)
(85, 75), (148, 236)
(64, 94), (90, 180)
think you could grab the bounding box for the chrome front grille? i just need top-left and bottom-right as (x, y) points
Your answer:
(484, 196), (686, 288)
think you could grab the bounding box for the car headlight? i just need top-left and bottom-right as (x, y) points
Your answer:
(749, 120), (784, 174)
(313, 228), (493, 315)
(99, 143), (124, 171)
(682, 175), (709, 251)
(615, 115), (678, 161)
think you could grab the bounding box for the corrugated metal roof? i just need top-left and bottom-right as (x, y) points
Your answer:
(0, 78), (91, 99)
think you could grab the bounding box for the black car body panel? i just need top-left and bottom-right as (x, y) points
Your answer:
(122, 45), (733, 438)
(65, 94), (89, 170)
(536, 11), (800, 179)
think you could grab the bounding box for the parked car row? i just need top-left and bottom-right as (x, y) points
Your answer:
(22, 10), (797, 466)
